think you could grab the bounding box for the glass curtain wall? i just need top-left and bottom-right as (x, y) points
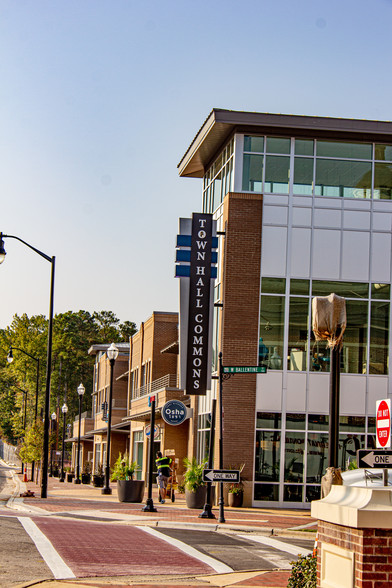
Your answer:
(254, 412), (371, 503)
(242, 136), (392, 200)
(260, 279), (390, 375)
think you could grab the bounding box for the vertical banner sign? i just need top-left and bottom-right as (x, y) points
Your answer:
(186, 213), (212, 395)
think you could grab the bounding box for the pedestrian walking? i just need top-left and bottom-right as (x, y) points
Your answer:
(156, 451), (172, 503)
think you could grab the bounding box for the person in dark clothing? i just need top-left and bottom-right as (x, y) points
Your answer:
(156, 451), (172, 503)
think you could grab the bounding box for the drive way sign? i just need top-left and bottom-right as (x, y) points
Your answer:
(376, 399), (391, 449)
(203, 469), (240, 483)
(357, 450), (392, 468)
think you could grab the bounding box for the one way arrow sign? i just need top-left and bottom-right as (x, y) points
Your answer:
(357, 449), (392, 468)
(202, 469), (240, 483)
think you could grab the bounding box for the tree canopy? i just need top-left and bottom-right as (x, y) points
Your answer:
(0, 310), (136, 444)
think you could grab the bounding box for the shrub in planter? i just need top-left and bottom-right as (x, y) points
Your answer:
(66, 472), (75, 483)
(287, 553), (317, 588)
(183, 457), (209, 509)
(111, 453), (144, 502)
(228, 484), (244, 507)
(93, 464), (104, 487)
(81, 461), (92, 484)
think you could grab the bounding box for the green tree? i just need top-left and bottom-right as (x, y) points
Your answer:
(19, 422), (44, 464)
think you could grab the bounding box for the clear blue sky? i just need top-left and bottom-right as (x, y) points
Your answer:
(1, 0), (391, 330)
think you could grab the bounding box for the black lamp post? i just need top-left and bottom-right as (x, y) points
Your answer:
(59, 403), (68, 483)
(49, 412), (57, 476)
(13, 385), (28, 475)
(7, 346), (40, 481)
(102, 343), (119, 495)
(0, 232), (55, 499)
(74, 383), (85, 484)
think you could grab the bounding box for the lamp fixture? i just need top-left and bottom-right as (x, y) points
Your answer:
(107, 342), (119, 361)
(7, 347), (13, 363)
(0, 234), (6, 264)
(77, 383), (85, 396)
(51, 412), (56, 420)
(61, 403), (68, 414)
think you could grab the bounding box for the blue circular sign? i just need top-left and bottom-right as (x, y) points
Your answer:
(162, 400), (188, 426)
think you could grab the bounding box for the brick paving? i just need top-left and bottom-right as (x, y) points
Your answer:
(8, 474), (316, 587)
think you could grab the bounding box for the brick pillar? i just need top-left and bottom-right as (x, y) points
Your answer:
(312, 485), (392, 588)
(318, 521), (392, 587)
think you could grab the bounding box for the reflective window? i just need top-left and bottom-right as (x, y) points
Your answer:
(306, 485), (321, 502)
(266, 137), (290, 154)
(372, 283), (390, 300)
(339, 434), (365, 469)
(262, 277), (286, 294)
(308, 414), (329, 431)
(242, 153), (263, 191)
(284, 485), (303, 502)
(259, 295), (285, 369)
(288, 297), (308, 371)
(255, 430), (281, 482)
(340, 416), (365, 432)
(317, 141), (372, 160)
(374, 162), (392, 200)
(293, 157), (313, 195)
(256, 412), (281, 429)
(315, 159), (372, 198)
(312, 280), (368, 299)
(264, 155), (290, 193)
(284, 432), (305, 483)
(244, 135), (264, 152)
(369, 301), (389, 374)
(290, 279), (310, 296)
(307, 433), (329, 483)
(286, 413), (306, 430)
(375, 144), (392, 161)
(343, 300), (368, 374)
(311, 338), (330, 373)
(295, 139), (314, 156)
(254, 483), (279, 501)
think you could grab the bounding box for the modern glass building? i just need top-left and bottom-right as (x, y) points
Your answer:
(178, 110), (392, 507)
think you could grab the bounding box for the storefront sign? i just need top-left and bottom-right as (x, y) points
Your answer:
(145, 424), (160, 439)
(162, 399), (188, 426)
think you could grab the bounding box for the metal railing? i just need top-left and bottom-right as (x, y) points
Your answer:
(132, 373), (179, 399)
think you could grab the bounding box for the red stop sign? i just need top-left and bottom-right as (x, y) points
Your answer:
(376, 399), (391, 448)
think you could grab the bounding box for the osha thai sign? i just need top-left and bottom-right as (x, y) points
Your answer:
(175, 213), (217, 395)
(162, 399), (188, 425)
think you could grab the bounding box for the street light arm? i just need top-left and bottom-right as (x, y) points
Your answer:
(1, 233), (52, 263)
(9, 346), (39, 363)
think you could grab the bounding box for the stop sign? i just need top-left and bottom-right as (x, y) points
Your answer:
(376, 399), (391, 449)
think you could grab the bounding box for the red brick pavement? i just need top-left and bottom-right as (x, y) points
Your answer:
(33, 517), (213, 577)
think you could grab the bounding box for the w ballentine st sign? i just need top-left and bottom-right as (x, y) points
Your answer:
(175, 213), (217, 395)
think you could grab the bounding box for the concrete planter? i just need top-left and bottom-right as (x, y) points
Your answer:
(185, 486), (215, 509)
(117, 479), (145, 503)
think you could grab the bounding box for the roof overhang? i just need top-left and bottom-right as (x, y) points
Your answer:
(177, 108), (392, 179)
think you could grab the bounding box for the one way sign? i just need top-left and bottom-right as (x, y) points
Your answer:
(357, 449), (392, 468)
(203, 469), (240, 483)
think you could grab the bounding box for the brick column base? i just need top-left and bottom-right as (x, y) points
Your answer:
(318, 520), (392, 587)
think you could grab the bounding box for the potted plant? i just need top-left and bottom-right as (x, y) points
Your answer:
(66, 467), (75, 483)
(183, 457), (212, 509)
(92, 463), (105, 487)
(227, 463), (245, 507)
(111, 453), (144, 502)
(81, 461), (92, 484)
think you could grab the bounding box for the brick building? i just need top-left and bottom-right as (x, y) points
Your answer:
(178, 109), (392, 507)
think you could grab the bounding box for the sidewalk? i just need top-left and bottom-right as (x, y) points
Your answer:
(7, 472), (317, 588)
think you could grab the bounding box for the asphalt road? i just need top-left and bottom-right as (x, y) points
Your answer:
(0, 516), (52, 587)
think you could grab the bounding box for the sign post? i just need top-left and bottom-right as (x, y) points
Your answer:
(142, 396), (157, 512)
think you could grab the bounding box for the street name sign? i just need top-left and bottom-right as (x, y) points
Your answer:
(203, 469), (240, 483)
(376, 399), (391, 449)
(222, 366), (267, 374)
(357, 449), (392, 468)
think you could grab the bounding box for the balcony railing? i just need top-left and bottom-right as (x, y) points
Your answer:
(132, 373), (179, 400)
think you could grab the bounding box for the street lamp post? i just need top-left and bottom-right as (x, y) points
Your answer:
(13, 385), (28, 476)
(59, 403), (68, 483)
(0, 232), (55, 499)
(7, 346), (40, 481)
(49, 412), (56, 477)
(102, 343), (119, 495)
(74, 383), (85, 484)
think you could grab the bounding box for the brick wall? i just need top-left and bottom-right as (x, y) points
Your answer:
(318, 520), (392, 587)
(218, 192), (263, 492)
